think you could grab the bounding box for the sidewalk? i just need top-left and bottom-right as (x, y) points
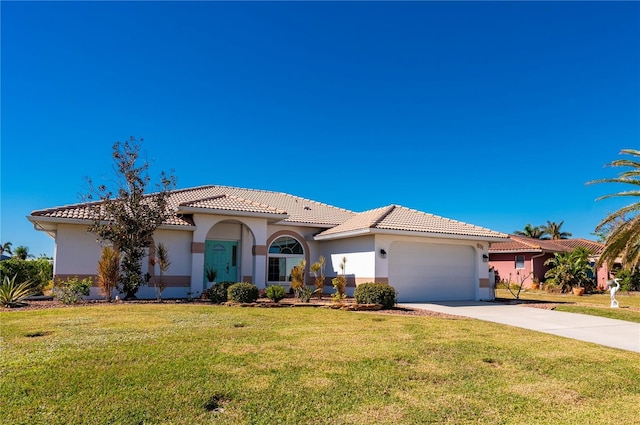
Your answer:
(401, 301), (640, 353)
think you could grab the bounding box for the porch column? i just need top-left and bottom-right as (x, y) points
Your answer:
(252, 245), (267, 289)
(249, 222), (268, 289)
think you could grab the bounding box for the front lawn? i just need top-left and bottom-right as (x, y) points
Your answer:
(495, 289), (640, 307)
(495, 289), (640, 322)
(1, 304), (639, 424)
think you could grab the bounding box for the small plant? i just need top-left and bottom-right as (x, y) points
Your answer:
(53, 276), (92, 305)
(97, 246), (120, 302)
(311, 256), (326, 296)
(330, 286), (347, 303)
(205, 266), (217, 283)
(203, 281), (234, 304)
(265, 285), (286, 302)
(153, 242), (171, 301)
(354, 282), (397, 309)
(290, 260), (306, 292)
(297, 286), (317, 303)
(503, 272), (531, 300)
(0, 274), (35, 308)
(227, 282), (259, 303)
(331, 256), (348, 302)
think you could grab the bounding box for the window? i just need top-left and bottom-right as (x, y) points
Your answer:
(515, 255), (525, 269)
(268, 236), (304, 283)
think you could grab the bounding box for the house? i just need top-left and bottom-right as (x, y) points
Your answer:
(488, 236), (612, 289)
(28, 185), (508, 302)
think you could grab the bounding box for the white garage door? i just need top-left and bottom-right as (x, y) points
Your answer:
(389, 242), (476, 302)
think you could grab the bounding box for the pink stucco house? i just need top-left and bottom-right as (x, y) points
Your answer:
(488, 236), (612, 289)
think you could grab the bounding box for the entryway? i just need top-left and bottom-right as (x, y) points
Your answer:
(204, 240), (238, 287)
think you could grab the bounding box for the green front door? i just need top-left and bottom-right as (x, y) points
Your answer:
(204, 240), (239, 289)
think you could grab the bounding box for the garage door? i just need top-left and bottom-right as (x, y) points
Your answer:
(389, 242), (476, 302)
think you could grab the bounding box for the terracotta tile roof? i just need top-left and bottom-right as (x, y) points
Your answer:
(30, 186), (508, 239)
(489, 236), (604, 255)
(30, 185), (354, 227)
(316, 205), (508, 239)
(180, 194), (287, 215)
(553, 238), (605, 255)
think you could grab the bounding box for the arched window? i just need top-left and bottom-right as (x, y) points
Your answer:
(268, 236), (304, 283)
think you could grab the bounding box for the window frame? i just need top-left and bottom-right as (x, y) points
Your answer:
(267, 235), (305, 285)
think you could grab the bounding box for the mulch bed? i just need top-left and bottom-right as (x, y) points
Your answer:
(2, 298), (460, 318)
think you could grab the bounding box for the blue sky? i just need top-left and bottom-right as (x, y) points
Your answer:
(1, 1), (639, 257)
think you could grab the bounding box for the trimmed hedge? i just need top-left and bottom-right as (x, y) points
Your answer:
(203, 281), (234, 303)
(265, 285), (286, 302)
(354, 282), (397, 309)
(227, 282), (259, 303)
(0, 259), (53, 295)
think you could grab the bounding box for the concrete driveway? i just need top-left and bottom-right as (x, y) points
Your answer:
(401, 301), (640, 353)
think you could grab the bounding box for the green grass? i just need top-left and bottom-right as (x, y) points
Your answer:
(495, 289), (640, 308)
(2, 304), (640, 424)
(495, 289), (640, 322)
(553, 305), (640, 323)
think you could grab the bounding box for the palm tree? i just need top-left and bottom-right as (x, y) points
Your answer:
(541, 220), (572, 240)
(13, 246), (34, 260)
(589, 149), (640, 268)
(544, 247), (593, 293)
(513, 224), (547, 239)
(0, 242), (12, 256)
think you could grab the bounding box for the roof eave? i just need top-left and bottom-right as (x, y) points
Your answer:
(314, 228), (373, 240)
(28, 215), (92, 227)
(371, 228), (509, 242)
(177, 206), (289, 220)
(488, 249), (545, 254)
(276, 220), (338, 229)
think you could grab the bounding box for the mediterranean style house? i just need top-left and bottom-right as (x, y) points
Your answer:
(28, 185), (508, 302)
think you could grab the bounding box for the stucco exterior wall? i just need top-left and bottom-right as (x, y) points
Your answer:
(54, 224), (103, 277)
(490, 252), (536, 286)
(152, 229), (193, 276)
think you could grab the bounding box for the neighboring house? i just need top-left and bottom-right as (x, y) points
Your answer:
(0, 254), (11, 262)
(28, 185), (508, 302)
(488, 236), (611, 289)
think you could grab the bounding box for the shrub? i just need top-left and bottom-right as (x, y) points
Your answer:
(53, 276), (92, 304)
(613, 269), (640, 292)
(296, 286), (315, 303)
(310, 256), (326, 295)
(97, 246), (120, 301)
(265, 285), (286, 302)
(203, 281), (234, 303)
(0, 275), (35, 308)
(0, 258), (52, 295)
(153, 242), (171, 301)
(544, 282), (562, 294)
(331, 257), (348, 302)
(354, 282), (397, 309)
(290, 260), (306, 293)
(227, 282), (259, 303)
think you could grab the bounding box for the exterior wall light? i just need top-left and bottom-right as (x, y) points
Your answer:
(380, 249), (387, 258)
(482, 254), (489, 262)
